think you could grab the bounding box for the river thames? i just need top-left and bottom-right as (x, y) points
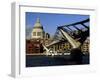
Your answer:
(26, 54), (89, 67)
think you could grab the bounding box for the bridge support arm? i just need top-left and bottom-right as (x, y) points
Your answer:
(59, 29), (81, 49)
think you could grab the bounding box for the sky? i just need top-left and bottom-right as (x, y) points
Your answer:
(26, 12), (89, 38)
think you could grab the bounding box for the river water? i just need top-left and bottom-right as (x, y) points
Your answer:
(26, 54), (89, 67)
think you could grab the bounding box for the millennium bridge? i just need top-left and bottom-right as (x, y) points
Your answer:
(43, 18), (89, 56)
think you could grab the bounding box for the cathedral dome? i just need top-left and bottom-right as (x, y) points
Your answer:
(31, 18), (45, 39)
(34, 18), (43, 29)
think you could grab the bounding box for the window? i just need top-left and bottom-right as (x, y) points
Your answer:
(33, 32), (36, 36)
(37, 32), (41, 36)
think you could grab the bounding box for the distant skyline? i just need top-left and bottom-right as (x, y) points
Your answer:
(26, 12), (89, 38)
